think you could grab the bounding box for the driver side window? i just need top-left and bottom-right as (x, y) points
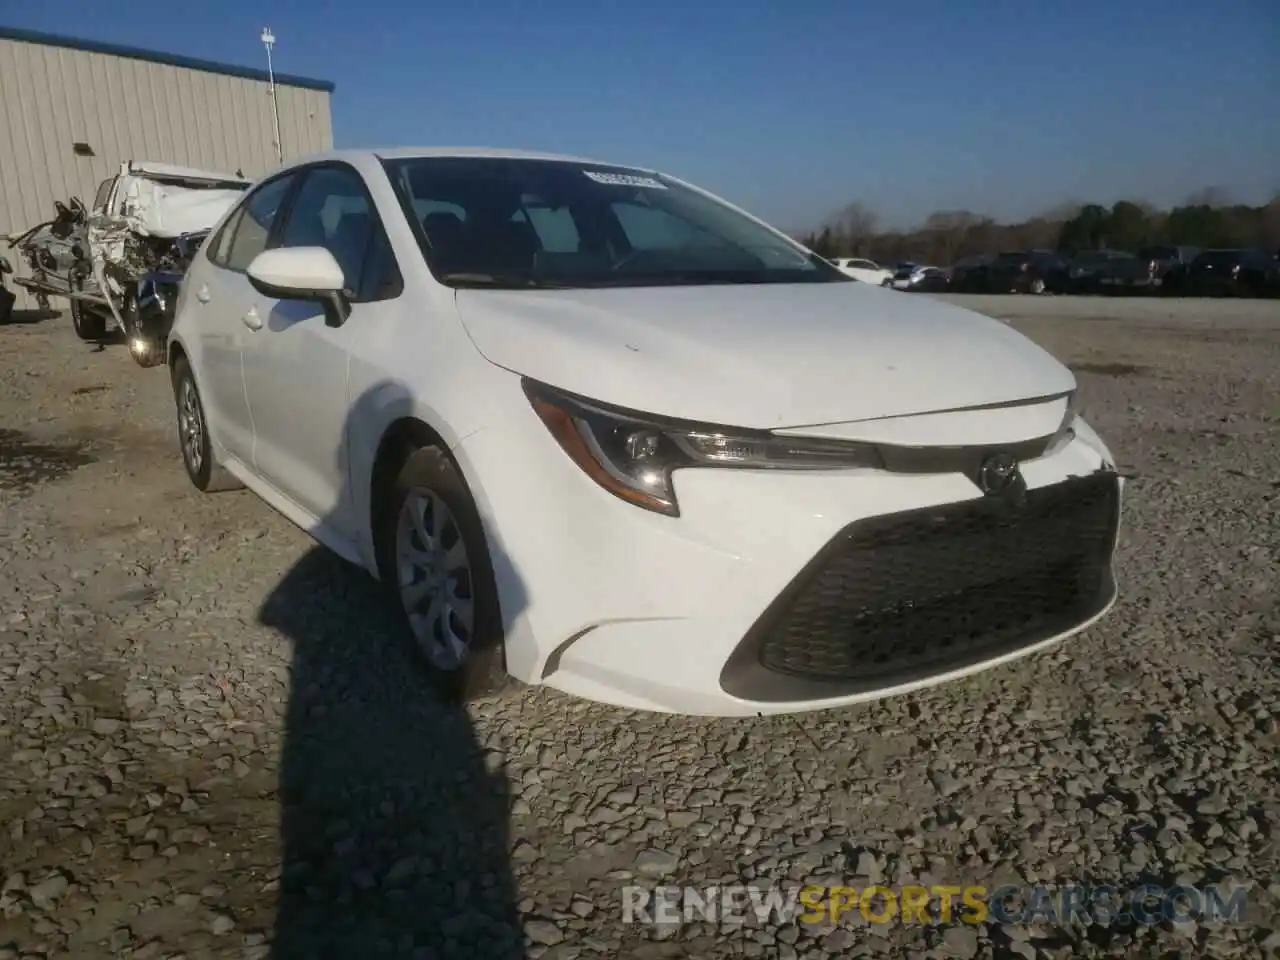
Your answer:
(275, 164), (402, 303)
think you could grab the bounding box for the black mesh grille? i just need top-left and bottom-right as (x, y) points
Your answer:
(750, 473), (1119, 685)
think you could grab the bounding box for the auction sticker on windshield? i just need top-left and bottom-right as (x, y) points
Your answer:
(584, 171), (668, 188)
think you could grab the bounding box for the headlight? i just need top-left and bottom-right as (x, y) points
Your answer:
(524, 380), (883, 516)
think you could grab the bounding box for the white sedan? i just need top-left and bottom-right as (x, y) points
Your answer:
(830, 257), (893, 286)
(167, 148), (1122, 717)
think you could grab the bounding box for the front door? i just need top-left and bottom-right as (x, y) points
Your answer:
(240, 163), (403, 531)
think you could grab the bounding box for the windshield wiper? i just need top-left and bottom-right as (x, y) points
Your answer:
(439, 272), (571, 290)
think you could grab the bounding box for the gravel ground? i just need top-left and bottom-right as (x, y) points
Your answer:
(0, 294), (1278, 960)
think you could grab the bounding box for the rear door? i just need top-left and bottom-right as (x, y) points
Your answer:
(188, 172), (299, 463)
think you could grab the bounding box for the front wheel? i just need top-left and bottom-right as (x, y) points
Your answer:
(377, 446), (508, 701)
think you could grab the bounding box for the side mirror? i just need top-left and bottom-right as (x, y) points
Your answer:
(247, 247), (351, 327)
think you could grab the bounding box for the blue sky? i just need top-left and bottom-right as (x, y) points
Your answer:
(7, 0), (1278, 231)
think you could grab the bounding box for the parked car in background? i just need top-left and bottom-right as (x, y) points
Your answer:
(166, 147), (1121, 716)
(890, 262), (923, 289)
(7, 161), (250, 365)
(1099, 244), (1199, 293)
(1057, 250), (1135, 294)
(947, 254), (992, 292)
(830, 257), (893, 286)
(1173, 249), (1280, 298)
(990, 250), (1070, 294)
(900, 266), (951, 292)
(952, 251), (1068, 294)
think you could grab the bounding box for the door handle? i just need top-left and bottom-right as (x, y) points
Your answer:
(196, 284), (211, 304)
(242, 308), (263, 331)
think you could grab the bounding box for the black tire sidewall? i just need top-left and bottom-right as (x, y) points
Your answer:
(173, 359), (214, 490)
(377, 446), (506, 701)
(71, 300), (106, 341)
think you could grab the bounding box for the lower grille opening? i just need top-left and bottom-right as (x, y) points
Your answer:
(722, 472), (1120, 700)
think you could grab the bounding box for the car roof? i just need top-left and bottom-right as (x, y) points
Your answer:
(278, 146), (648, 171)
(124, 160), (250, 184)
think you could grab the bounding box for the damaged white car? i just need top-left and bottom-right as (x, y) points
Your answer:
(8, 161), (249, 365)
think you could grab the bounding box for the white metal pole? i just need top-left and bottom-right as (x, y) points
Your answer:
(262, 28), (283, 164)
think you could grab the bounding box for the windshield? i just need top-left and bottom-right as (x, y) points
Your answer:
(382, 156), (844, 289)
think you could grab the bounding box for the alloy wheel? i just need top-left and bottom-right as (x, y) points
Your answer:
(395, 487), (475, 671)
(178, 376), (204, 475)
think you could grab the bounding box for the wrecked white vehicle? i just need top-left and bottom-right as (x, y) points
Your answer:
(8, 161), (249, 365)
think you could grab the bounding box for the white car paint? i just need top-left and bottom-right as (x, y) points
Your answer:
(95, 160), (250, 236)
(456, 283), (1074, 429)
(831, 257), (892, 286)
(169, 147), (1122, 717)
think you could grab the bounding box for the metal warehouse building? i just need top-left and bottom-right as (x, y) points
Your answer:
(0, 27), (334, 307)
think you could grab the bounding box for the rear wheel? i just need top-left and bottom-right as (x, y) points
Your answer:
(377, 446), (508, 701)
(172, 357), (242, 492)
(70, 299), (106, 341)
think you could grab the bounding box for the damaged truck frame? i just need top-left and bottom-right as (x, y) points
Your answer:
(7, 161), (250, 366)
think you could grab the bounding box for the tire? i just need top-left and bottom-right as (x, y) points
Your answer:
(122, 288), (165, 368)
(376, 445), (509, 702)
(70, 299), (106, 341)
(172, 357), (242, 492)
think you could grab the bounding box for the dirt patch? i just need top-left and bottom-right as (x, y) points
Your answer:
(0, 427), (97, 493)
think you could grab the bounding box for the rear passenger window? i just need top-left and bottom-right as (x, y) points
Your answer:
(218, 174), (296, 272)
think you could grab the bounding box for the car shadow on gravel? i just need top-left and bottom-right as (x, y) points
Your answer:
(259, 544), (523, 959)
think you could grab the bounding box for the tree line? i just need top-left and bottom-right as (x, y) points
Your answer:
(798, 190), (1280, 268)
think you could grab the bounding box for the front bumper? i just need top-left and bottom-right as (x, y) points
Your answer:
(453, 400), (1122, 716)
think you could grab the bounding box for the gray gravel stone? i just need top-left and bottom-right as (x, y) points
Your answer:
(635, 848), (680, 877)
(209, 913), (235, 935)
(0, 297), (1278, 958)
(26, 872), (68, 910)
(938, 925), (979, 958)
(525, 920), (564, 946)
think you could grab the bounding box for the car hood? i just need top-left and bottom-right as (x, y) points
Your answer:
(454, 282), (1075, 430)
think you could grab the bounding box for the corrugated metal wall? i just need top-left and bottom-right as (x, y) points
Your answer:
(0, 35), (333, 308)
